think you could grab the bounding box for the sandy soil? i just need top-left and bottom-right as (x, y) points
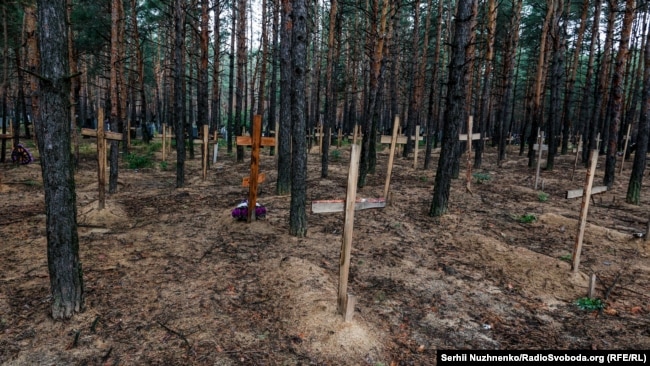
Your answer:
(0, 138), (648, 365)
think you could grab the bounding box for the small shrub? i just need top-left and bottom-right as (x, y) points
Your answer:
(575, 297), (604, 311)
(159, 161), (168, 171)
(331, 149), (341, 161)
(559, 254), (572, 263)
(538, 192), (549, 202)
(147, 142), (162, 154)
(473, 172), (491, 184)
(125, 153), (154, 169)
(519, 214), (537, 223)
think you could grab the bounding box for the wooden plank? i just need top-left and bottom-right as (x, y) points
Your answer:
(311, 197), (386, 214)
(566, 185), (607, 199)
(237, 135), (276, 147)
(242, 172), (266, 187)
(380, 135), (407, 144)
(339, 144), (361, 320)
(533, 143), (549, 151)
(81, 128), (123, 141)
(572, 150), (599, 273)
(458, 132), (481, 141)
(620, 123), (632, 174)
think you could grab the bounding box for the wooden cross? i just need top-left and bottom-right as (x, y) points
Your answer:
(192, 124), (219, 180)
(311, 144), (385, 321)
(533, 130), (546, 190)
(0, 121), (13, 152)
(619, 123), (632, 174)
(380, 123), (424, 167)
(236, 115), (276, 222)
(459, 116), (481, 193)
(572, 149), (599, 273)
(81, 108), (123, 210)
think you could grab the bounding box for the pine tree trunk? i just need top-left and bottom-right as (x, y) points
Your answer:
(474, 0), (497, 169)
(290, 0), (308, 237)
(430, 0), (477, 217)
(36, 0), (84, 320)
(424, 0), (444, 169)
(227, 6), (235, 153)
(235, 0), (246, 162)
(626, 12), (650, 204)
(276, 0), (292, 195)
(578, 0), (601, 164)
(604, 0), (635, 188)
(174, 0), (186, 187)
(546, 0), (565, 170)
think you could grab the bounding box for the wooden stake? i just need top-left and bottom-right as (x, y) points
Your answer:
(339, 143), (361, 321)
(534, 130), (545, 190)
(572, 149), (599, 273)
(162, 125), (167, 161)
(413, 125), (420, 169)
(619, 124), (632, 174)
(202, 124), (209, 180)
(571, 135), (582, 182)
(588, 273), (597, 298)
(338, 128), (342, 148)
(384, 116), (400, 202)
(97, 109), (106, 210)
(248, 115), (262, 223)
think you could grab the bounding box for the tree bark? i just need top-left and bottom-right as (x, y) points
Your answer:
(174, 0), (186, 187)
(604, 0), (635, 188)
(276, 0), (292, 195)
(626, 8), (650, 204)
(35, 0), (84, 320)
(290, 0), (308, 237)
(235, 0), (247, 162)
(430, 0), (477, 217)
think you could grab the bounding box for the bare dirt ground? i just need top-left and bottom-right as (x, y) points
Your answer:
(1, 137), (649, 366)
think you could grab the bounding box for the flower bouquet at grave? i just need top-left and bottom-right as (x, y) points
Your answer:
(231, 200), (266, 220)
(11, 144), (33, 165)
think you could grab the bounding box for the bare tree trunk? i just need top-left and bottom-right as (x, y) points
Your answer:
(474, 0), (497, 168)
(227, 5), (235, 153)
(211, 0), (222, 134)
(290, 0), (308, 237)
(174, 0), (187, 187)
(35, 0), (84, 320)
(545, 0), (565, 170)
(235, 0), (246, 162)
(430, 0), (477, 217)
(527, 0), (554, 167)
(276, 0), (292, 195)
(604, 0), (635, 188)
(578, 0), (601, 163)
(424, 0), (444, 169)
(626, 8), (650, 204)
(322, 0), (338, 178)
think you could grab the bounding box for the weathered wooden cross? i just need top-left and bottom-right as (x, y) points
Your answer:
(311, 144), (386, 322)
(192, 124), (219, 180)
(619, 124), (632, 174)
(533, 130), (548, 190)
(236, 115), (276, 222)
(380, 123), (424, 168)
(81, 108), (123, 210)
(459, 116), (481, 193)
(571, 149), (599, 273)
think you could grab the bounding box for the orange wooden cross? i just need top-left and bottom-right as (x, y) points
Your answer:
(236, 115), (276, 222)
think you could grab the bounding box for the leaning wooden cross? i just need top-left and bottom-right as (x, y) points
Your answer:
(459, 115), (481, 193)
(81, 108), (123, 210)
(380, 123), (423, 168)
(571, 149), (599, 273)
(237, 115), (276, 222)
(311, 144), (386, 322)
(619, 124), (632, 174)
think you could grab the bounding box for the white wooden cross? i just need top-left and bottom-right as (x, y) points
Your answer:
(533, 130), (547, 190)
